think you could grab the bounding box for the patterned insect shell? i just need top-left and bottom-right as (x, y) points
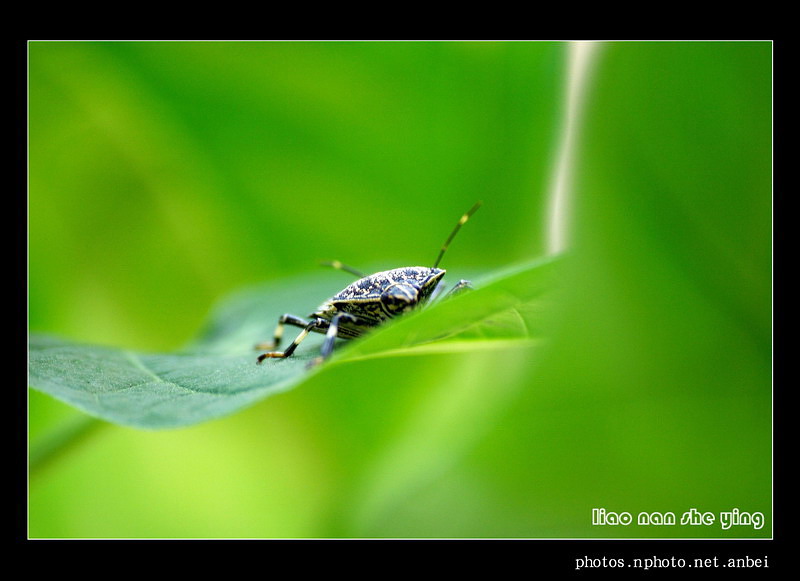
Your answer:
(311, 267), (446, 338)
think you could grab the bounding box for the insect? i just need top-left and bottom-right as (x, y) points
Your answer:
(256, 201), (482, 366)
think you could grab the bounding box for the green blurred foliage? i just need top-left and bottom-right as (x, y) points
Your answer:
(28, 41), (771, 538)
(29, 41), (561, 351)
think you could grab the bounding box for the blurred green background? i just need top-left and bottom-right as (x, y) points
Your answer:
(28, 41), (771, 538)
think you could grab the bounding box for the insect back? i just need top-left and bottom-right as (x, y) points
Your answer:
(323, 266), (446, 323)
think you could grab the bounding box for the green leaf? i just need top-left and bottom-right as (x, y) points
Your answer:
(29, 257), (559, 429)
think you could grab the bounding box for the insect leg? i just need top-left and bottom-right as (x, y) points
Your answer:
(305, 312), (358, 368)
(320, 260), (366, 278)
(443, 279), (473, 299)
(255, 313), (310, 351)
(257, 317), (325, 362)
(320, 312), (357, 359)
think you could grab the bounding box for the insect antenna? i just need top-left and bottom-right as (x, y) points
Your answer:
(320, 260), (366, 278)
(432, 201), (482, 268)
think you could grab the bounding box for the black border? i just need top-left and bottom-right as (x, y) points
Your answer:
(16, 40), (785, 576)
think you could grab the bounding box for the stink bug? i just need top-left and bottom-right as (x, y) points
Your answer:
(256, 201), (482, 365)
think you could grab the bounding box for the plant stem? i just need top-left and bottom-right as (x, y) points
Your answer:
(545, 41), (603, 255)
